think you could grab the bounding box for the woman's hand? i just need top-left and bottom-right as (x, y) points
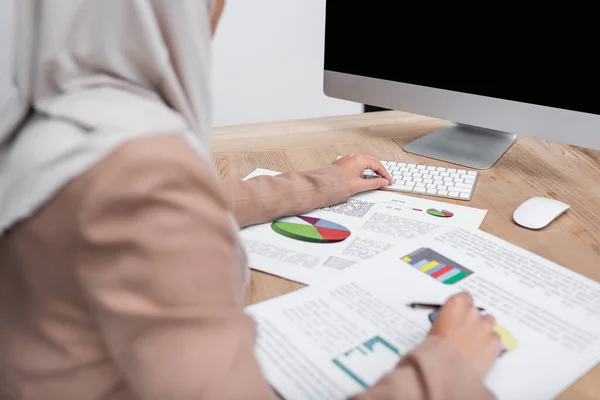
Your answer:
(333, 154), (392, 196)
(430, 292), (502, 378)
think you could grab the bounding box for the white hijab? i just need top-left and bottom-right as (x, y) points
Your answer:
(0, 0), (216, 234)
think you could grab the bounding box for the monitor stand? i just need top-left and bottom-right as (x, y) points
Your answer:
(402, 122), (517, 170)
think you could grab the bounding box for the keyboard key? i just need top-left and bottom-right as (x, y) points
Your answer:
(395, 185), (414, 191)
(434, 180), (444, 185)
(414, 187), (427, 193)
(455, 182), (473, 189)
(438, 190), (449, 195)
(438, 185), (447, 190)
(449, 191), (459, 197)
(422, 174), (432, 179)
(460, 174), (471, 180)
(426, 166), (436, 171)
(450, 173), (460, 178)
(440, 172), (450, 177)
(417, 165), (426, 170)
(400, 167), (409, 172)
(457, 169), (467, 174)
(454, 178), (464, 183)
(406, 181), (415, 187)
(398, 163), (407, 167)
(436, 167), (447, 172)
(407, 164), (416, 168)
(430, 171), (439, 176)
(443, 177), (453, 182)
(465, 179), (475, 185)
(415, 182), (426, 187)
(427, 188), (437, 194)
(413, 173), (422, 178)
(426, 183), (436, 189)
(467, 171), (477, 176)
(424, 179), (433, 184)
(459, 193), (470, 199)
(447, 168), (457, 173)
(413, 178), (423, 183)
(410, 168), (419, 173)
(453, 187), (470, 193)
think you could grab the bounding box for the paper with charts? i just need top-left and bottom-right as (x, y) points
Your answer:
(245, 226), (600, 400)
(239, 168), (487, 285)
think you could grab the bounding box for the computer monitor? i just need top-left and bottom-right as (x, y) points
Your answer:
(323, 3), (600, 169)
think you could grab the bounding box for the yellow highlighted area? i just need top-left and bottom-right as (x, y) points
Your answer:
(420, 261), (439, 272)
(494, 324), (518, 352)
(402, 256), (412, 263)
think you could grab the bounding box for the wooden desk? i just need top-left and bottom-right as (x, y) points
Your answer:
(212, 110), (600, 399)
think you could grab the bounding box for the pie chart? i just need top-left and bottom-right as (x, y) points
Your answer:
(271, 216), (351, 243)
(427, 209), (454, 218)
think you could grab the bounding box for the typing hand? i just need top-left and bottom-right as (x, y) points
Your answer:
(333, 154), (392, 195)
(429, 292), (502, 378)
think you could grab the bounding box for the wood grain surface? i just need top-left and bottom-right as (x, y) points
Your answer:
(212, 110), (600, 399)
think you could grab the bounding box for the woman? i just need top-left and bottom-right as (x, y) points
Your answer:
(0, 1), (501, 399)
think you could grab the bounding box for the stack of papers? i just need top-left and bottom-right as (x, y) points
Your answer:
(239, 169), (600, 400)
(240, 169), (487, 285)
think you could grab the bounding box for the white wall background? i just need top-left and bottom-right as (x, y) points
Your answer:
(210, 0), (362, 127)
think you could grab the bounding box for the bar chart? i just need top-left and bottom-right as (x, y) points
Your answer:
(401, 247), (473, 284)
(332, 336), (401, 389)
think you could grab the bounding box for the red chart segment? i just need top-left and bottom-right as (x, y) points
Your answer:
(315, 226), (351, 242)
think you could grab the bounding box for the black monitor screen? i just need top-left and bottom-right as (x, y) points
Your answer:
(324, 3), (599, 115)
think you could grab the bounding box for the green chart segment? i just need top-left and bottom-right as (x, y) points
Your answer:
(271, 216), (351, 243)
(401, 247), (472, 284)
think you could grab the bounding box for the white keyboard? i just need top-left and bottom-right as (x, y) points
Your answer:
(366, 160), (479, 201)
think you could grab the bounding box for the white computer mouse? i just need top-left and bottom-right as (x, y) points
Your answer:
(513, 196), (570, 230)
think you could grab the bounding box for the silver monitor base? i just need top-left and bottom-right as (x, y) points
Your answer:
(402, 123), (517, 170)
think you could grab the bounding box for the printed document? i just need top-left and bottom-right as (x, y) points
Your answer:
(239, 169), (487, 285)
(245, 226), (600, 400)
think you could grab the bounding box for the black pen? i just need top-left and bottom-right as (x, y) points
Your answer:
(407, 302), (485, 312)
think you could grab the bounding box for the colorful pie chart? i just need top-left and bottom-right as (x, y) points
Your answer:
(427, 209), (454, 218)
(271, 216), (351, 243)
